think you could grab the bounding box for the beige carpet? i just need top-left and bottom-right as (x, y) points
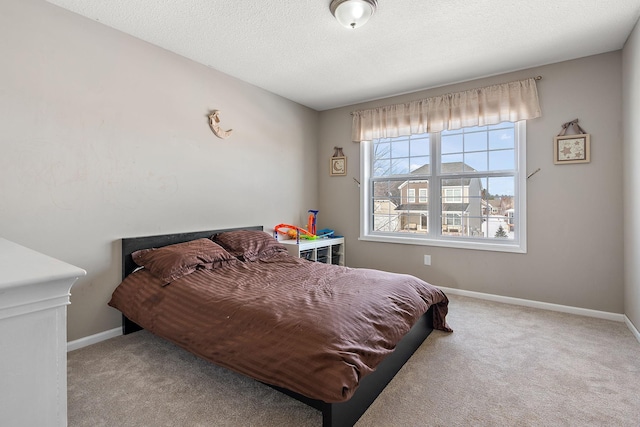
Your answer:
(68, 295), (640, 426)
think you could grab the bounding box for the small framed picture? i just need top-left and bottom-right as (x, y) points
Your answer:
(554, 134), (590, 164)
(330, 156), (347, 176)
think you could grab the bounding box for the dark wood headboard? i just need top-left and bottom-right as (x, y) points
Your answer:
(121, 225), (263, 280)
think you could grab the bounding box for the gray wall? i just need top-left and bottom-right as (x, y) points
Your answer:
(318, 52), (625, 314)
(623, 19), (640, 329)
(0, 0), (319, 341)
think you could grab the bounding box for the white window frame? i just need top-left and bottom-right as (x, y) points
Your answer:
(407, 188), (416, 203)
(443, 187), (462, 203)
(359, 121), (527, 253)
(419, 188), (428, 203)
(444, 212), (462, 226)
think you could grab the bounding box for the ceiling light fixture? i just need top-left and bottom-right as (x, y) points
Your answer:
(330, 0), (378, 29)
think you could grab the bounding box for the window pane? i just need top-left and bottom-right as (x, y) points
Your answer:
(481, 176), (515, 240)
(373, 159), (390, 177)
(487, 176), (515, 197)
(489, 127), (514, 150)
(460, 176), (485, 237)
(391, 158), (410, 175)
(464, 151), (488, 172)
(410, 156), (430, 173)
(372, 180), (403, 232)
(410, 135), (430, 156)
(441, 176), (481, 236)
(441, 133), (463, 154)
(372, 198), (401, 232)
(374, 141), (391, 159)
(464, 132), (487, 152)
(489, 149), (515, 171)
(398, 212), (427, 234)
(483, 216), (513, 240)
(401, 180), (428, 205)
(441, 154), (463, 172)
(373, 180), (401, 200)
(391, 139), (409, 158)
(397, 180), (429, 233)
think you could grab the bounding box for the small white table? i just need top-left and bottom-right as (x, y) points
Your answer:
(0, 238), (86, 427)
(279, 236), (345, 266)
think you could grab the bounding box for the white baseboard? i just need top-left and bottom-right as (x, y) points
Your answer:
(67, 327), (122, 352)
(625, 316), (640, 343)
(438, 286), (626, 322)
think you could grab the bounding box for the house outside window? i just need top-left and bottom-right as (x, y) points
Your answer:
(361, 121), (526, 253)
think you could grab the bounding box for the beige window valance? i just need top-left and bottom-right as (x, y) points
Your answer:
(351, 77), (541, 142)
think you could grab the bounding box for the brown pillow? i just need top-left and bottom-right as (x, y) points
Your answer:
(132, 238), (237, 282)
(212, 230), (287, 262)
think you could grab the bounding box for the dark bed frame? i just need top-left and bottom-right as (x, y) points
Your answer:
(120, 226), (435, 427)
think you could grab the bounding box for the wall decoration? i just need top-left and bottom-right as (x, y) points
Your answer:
(554, 134), (590, 164)
(553, 119), (590, 164)
(330, 147), (347, 176)
(208, 110), (233, 139)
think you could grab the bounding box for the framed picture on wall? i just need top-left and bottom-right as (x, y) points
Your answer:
(330, 156), (347, 176)
(553, 134), (590, 164)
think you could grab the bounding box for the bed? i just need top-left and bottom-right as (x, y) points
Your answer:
(109, 226), (451, 427)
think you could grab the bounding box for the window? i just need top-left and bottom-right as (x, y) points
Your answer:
(361, 121), (526, 253)
(408, 188), (415, 203)
(419, 188), (427, 203)
(444, 213), (462, 226)
(443, 188), (462, 203)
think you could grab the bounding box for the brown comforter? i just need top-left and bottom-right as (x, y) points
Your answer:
(109, 253), (451, 402)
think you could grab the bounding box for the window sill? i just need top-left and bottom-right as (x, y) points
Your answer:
(358, 234), (526, 254)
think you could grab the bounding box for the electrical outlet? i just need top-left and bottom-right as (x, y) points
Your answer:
(423, 255), (431, 265)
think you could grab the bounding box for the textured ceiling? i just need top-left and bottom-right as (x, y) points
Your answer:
(46, 0), (640, 111)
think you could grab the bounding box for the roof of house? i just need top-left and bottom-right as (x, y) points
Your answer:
(396, 203), (471, 212)
(396, 203), (429, 211)
(410, 162), (477, 175)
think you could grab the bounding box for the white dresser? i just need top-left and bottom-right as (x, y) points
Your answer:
(0, 238), (86, 427)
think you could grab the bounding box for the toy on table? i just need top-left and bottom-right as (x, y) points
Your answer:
(274, 210), (324, 243)
(307, 210), (318, 235)
(274, 223), (316, 241)
(315, 228), (335, 238)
